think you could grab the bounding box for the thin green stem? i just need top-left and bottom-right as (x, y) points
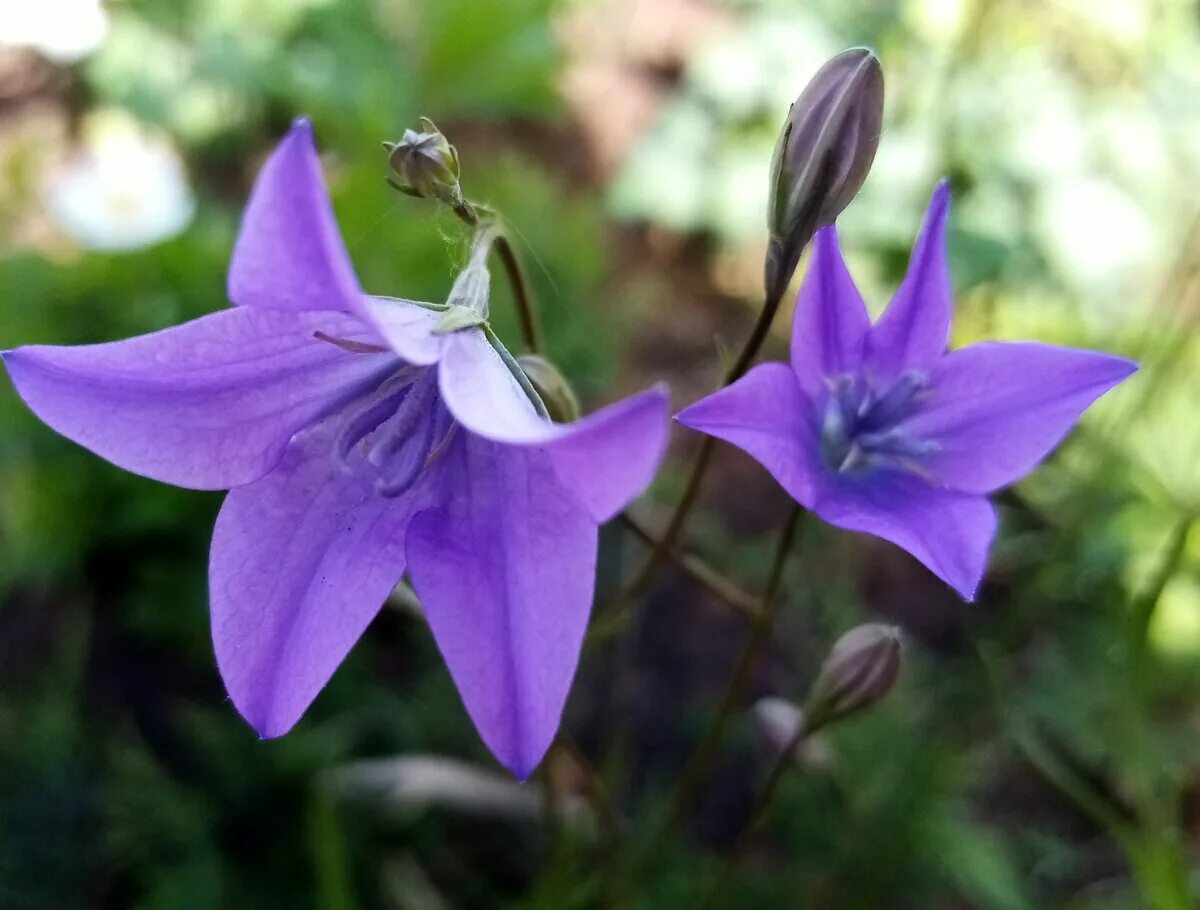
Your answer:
(722, 288), (788, 387)
(611, 506), (803, 900)
(540, 741), (562, 861)
(559, 732), (622, 859)
(589, 440), (717, 643)
(697, 726), (806, 910)
(616, 512), (760, 617)
(594, 287), (786, 637)
(493, 233), (542, 354)
(1130, 513), (1194, 664)
(658, 506), (803, 825)
(446, 194), (541, 355)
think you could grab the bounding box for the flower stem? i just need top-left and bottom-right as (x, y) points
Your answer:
(540, 742), (562, 860)
(595, 287), (787, 634)
(611, 505), (803, 899)
(1130, 513), (1194, 665)
(451, 198), (542, 355)
(659, 506), (802, 829)
(723, 289), (789, 387)
(558, 732), (622, 858)
(493, 233), (542, 354)
(696, 726), (806, 910)
(616, 512), (760, 617)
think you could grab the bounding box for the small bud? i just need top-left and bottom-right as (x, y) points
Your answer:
(384, 117), (464, 209)
(803, 623), (901, 732)
(765, 48), (884, 302)
(517, 355), (581, 423)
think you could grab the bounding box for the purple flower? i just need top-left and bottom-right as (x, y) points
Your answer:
(2, 120), (669, 779)
(677, 182), (1135, 600)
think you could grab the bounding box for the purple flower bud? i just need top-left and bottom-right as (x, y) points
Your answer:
(384, 117), (463, 207)
(765, 48), (884, 302)
(803, 623), (901, 731)
(517, 354), (581, 423)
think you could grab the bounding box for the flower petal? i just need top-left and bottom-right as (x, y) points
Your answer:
(675, 363), (825, 508)
(903, 341), (1137, 493)
(2, 308), (392, 489)
(210, 418), (423, 738)
(790, 225), (870, 396)
(436, 327), (669, 519)
(814, 470), (996, 600)
(228, 119), (362, 313)
(407, 433), (597, 779)
(359, 296), (448, 366)
(863, 181), (952, 383)
(437, 327), (550, 443)
(539, 385), (670, 522)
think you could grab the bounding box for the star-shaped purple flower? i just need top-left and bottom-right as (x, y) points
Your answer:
(678, 182), (1135, 601)
(2, 120), (669, 779)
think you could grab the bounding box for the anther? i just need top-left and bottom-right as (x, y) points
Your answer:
(313, 331), (391, 355)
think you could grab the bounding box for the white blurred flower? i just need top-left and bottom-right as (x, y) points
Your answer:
(0, 0), (109, 63)
(47, 112), (195, 252)
(324, 755), (589, 825)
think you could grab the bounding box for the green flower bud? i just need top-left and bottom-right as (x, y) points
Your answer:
(765, 48), (884, 302)
(803, 623), (901, 732)
(517, 355), (581, 424)
(384, 117), (464, 208)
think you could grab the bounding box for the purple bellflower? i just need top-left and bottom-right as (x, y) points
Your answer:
(2, 120), (669, 779)
(678, 182), (1135, 600)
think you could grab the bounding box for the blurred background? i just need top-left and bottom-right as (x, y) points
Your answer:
(1, 0), (1199, 907)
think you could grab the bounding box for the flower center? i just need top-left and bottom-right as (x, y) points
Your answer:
(820, 371), (936, 474)
(332, 367), (456, 498)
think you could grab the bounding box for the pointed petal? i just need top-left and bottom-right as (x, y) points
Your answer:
(210, 419), (422, 737)
(2, 308), (391, 490)
(790, 225), (870, 396)
(407, 434), (597, 779)
(863, 181), (953, 383)
(676, 363), (826, 508)
(903, 341), (1137, 493)
(539, 385), (670, 522)
(815, 471), (996, 600)
(359, 296), (448, 366)
(436, 327), (669, 519)
(228, 119), (362, 313)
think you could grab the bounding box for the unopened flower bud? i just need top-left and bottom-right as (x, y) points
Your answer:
(384, 117), (464, 208)
(517, 354), (581, 423)
(803, 623), (901, 732)
(765, 48), (884, 302)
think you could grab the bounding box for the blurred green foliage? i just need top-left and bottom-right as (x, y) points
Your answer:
(2, 0), (1200, 908)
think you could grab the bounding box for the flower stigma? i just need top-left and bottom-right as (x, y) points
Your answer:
(820, 371), (937, 475)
